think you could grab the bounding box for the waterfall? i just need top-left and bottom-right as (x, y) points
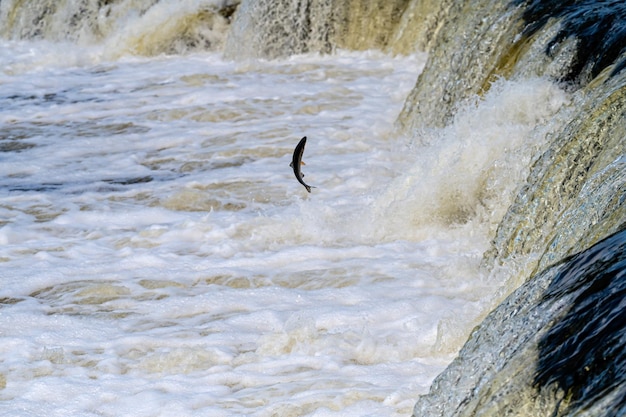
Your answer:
(1, 0), (624, 415)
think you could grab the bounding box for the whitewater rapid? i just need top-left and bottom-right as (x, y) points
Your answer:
(0, 35), (571, 416)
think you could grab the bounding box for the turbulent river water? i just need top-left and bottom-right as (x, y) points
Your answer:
(0, 1), (624, 416)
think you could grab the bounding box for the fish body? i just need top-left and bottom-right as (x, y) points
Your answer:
(290, 136), (315, 193)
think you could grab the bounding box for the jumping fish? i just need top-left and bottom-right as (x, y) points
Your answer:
(290, 136), (315, 193)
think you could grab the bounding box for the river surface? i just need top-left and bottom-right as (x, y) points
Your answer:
(2, 0), (622, 416)
(0, 44), (511, 416)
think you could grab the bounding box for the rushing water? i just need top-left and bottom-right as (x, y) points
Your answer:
(0, 1), (624, 416)
(413, 226), (626, 417)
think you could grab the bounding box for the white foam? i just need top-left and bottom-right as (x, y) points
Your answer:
(0, 44), (563, 416)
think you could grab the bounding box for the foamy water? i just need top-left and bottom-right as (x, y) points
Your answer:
(0, 40), (568, 416)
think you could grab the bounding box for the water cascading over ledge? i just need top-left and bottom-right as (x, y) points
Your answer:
(0, 0), (240, 56)
(404, 0), (626, 415)
(396, 0), (626, 130)
(0, 0), (444, 58)
(390, 0), (626, 281)
(412, 226), (626, 417)
(223, 0), (458, 59)
(485, 0), (626, 279)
